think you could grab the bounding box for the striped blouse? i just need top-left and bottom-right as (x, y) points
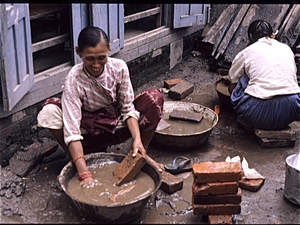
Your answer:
(61, 57), (140, 146)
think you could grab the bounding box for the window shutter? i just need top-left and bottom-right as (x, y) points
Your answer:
(91, 4), (124, 56)
(71, 4), (89, 65)
(173, 4), (210, 29)
(0, 4), (34, 111)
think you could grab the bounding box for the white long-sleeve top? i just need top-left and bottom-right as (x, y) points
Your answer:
(61, 57), (140, 146)
(229, 37), (300, 99)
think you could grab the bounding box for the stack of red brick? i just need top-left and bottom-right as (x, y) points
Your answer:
(192, 161), (243, 224)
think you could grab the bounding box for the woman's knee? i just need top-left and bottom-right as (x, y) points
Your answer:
(37, 104), (63, 129)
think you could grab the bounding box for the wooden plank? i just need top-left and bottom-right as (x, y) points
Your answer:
(223, 4), (290, 63)
(278, 5), (300, 48)
(124, 7), (161, 24)
(29, 4), (68, 20)
(215, 4), (250, 59)
(276, 5), (297, 38)
(32, 34), (69, 53)
(202, 4), (239, 45)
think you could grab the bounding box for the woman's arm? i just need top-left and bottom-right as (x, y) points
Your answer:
(69, 140), (94, 185)
(125, 117), (146, 158)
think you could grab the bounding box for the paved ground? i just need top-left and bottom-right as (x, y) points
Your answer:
(1, 54), (300, 224)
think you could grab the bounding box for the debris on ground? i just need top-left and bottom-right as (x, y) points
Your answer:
(8, 137), (58, 177)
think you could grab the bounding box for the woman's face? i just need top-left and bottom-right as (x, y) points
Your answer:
(77, 42), (109, 78)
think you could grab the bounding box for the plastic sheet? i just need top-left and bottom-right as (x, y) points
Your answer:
(225, 155), (264, 179)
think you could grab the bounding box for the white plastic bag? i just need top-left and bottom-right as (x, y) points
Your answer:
(225, 155), (264, 179)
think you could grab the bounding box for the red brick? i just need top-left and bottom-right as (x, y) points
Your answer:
(193, 162), (242, 183)
(160, 170), (183, 194)
(192, 181), (238, 196)
(193, 187), (242, 204)
(112, 150), (146, 186)
(168, 81), (194, 100)
(238, 178), (265, 192)
(254, 127), (295, 140)
(163, 78), (184, 89)
(208, 215), (233, 224)
(169, 109), (203, 123)
(193, 201), (241, 215)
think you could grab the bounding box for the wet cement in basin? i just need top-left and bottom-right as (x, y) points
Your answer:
(67, 161), (155, 206)
(159, 112), (212, 135)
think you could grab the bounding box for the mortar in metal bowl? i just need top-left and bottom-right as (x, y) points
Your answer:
(153, 101), (219, 150)
(59, 152), (162, 223)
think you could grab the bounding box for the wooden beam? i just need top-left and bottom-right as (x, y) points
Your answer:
(277, 4), (296, 38)
(223, 4), (291, 63)
(124, 7), (161, 24)
(202, 4), (239, 45)
(32, 34), (70, 53)
(215, 4), (250, 59)
(278, 5), (300, 48)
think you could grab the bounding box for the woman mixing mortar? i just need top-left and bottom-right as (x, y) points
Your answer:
(227, 20), (300, 130)
(37, 26), (164, 187)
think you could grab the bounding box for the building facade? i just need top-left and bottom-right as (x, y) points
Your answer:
(0, 3), (210, 165)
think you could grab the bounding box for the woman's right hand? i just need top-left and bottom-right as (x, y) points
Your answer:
(80, 175), (95, 188)
(69, 141), (96, 187)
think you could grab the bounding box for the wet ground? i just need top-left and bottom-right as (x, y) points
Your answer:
(1, 54), (300, 224)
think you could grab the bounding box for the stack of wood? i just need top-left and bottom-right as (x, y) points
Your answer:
(200, 4), (300, 71)
(192, 161), (243, 224)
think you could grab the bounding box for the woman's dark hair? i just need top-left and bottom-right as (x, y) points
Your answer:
(247, 20), (273, 45)
(77, 26), (109, 52)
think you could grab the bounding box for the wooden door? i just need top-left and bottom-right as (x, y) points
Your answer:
(0, 4), (34, 111)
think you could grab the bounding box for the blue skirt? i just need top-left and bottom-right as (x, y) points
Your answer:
(231, 74), (300, 130)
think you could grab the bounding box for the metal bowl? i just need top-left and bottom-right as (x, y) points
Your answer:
(284, 153), (300, 205)
(59, 152), (162, 223)
(153, 101), (219, 150)
(215, 78), (235, 114)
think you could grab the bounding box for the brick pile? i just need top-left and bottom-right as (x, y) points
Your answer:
(254, 125), (297, 148)
(192, 161), (243, 224)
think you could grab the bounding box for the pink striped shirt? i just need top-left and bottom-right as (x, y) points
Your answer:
(61, 57), (139, 145)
